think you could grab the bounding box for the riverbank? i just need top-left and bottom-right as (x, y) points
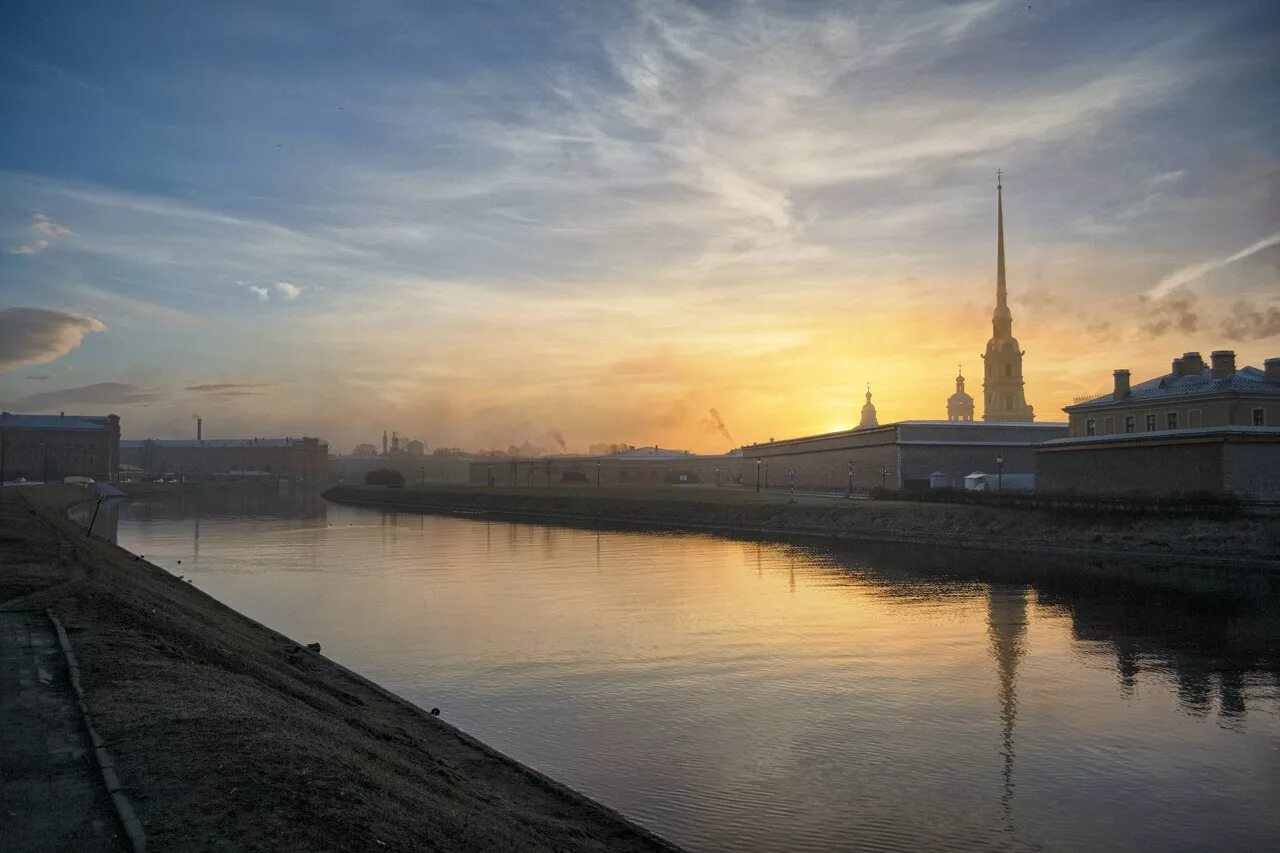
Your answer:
(323, 484), (1280, 566)
(0, 486), (678, 852)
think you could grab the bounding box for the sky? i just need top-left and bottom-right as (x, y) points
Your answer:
(2, 0), (1278, 454)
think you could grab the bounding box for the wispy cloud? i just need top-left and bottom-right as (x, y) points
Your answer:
(14, 382), (164, 409)
(275, 281), (302, 300)
(1149, 231), (1280, 297)
(8, 213), (73, 254)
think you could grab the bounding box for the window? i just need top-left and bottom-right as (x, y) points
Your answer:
(1086, 418), (1096, 436)
(1104, 416), (1114, 434)
(1146, 413), (1156, 431)
(1255, 408), (1267, 426)
(1167, 412), (1178, 430)
(1125, 415), (1135, 433)
(1189, 409), (1202, 428)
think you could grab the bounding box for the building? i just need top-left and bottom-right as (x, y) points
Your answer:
(119, 436), (328, 482)
(469, 447), (746, 488)
(857, 386), (878, 429)
(0, 412), (121, 483)
(742, 421), (1066, 492)
(947, 368), (975, 421)
(1035, 351), (1280, 499)
(982, 174), (1034, 422)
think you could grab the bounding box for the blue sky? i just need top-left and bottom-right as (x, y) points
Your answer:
(2, 0), (1278, 451)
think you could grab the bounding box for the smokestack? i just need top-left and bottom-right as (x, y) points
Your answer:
(1210, 350), (1236, 378)
(1113, 369), (1131, 399)
(197, 417), (203, 441)
(1266, 358), (1280, 381)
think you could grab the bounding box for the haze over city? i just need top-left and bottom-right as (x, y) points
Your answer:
(3, 0), (1278, 453)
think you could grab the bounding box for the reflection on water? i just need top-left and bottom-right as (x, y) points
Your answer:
(102, 491), (1280, 852)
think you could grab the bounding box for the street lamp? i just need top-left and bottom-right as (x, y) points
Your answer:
(596, 459), (601, 489)
(880, 466), (888, 490)
(487, 463), (494, 487)
(755, 459), (761, 492)
(420, 466), (425, 486)
(715, 466), (721, 487)
(995, 453), (1005, 495)
(847, 459), (854, 498)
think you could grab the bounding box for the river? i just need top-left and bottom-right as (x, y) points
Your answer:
(93, 489), (1280, 851)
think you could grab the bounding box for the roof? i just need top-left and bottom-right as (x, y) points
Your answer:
(610, 446), (694, 459)
(0, 412), (117, 431)
(1037, 425), (1280, 449)
(119, 437), (318, 449)
(1068, 365), (1280, 411)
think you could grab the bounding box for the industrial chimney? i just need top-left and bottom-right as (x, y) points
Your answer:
(1113, 369), (1131, 399)
(197, 417), (203, 441)
(1210, 350), (1236, 378)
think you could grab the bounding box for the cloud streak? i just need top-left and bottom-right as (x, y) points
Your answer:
(7, 213), (73, 254)
(1149, 231), (1280, 298)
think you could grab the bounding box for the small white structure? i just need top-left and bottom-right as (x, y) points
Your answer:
(964, 471), (991, 491)
(929, 471), (949, 489)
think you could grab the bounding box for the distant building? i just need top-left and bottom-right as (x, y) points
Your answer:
(405, 439), (425, 456)
(0, 412), (121, 483)
(982, 175), (1034, 422)
(857, 386), (878, 429)
(743, 421), (1066, 492)
(1035, 351), (1280, 498)
(947, 368), (975, 421)
(119, 436), (328, 482)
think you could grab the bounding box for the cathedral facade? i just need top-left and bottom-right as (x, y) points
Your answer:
(981, 175), (1035, 422)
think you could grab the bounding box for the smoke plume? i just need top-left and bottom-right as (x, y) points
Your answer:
(1220, 302), (1280, 341)
(1137, 286), (1199, 337)
(699, 408), (734, 442)
(545, 429), (567, 453)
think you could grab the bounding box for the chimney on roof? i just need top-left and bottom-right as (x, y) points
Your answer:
(1266, 358), (1280, 381)
(1182, 351), (1205, 374)
(1210, 350), (1236, 378)
(1171, 356), (1184, 376)
(1113, 369), (1131, 399)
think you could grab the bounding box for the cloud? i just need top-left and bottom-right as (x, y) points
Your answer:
(1220, 302), (1280, 342)
(248, 285), (270, 301)
(1137, 286), (1200, 337)
(274, 281), (302, 300)
(7, 213), (73, 254)
(1149, 231), (1280, 298)
(14, 382), (165, 410)
(185, 382), (281, 393)
(0, 307), (106, 372)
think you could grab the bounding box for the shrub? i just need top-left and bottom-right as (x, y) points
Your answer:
(365, 468), (405, 487)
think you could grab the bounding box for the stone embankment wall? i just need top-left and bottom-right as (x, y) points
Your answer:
(323, 485), (1280, 565)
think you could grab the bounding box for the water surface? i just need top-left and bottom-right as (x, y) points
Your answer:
(99, 490), (1280, 851)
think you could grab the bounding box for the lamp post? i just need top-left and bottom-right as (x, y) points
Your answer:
(847, 459), (853, 498)
(596, 459), (601, 489)
(755, 459), (761, 493)
(488, 463), (494, 487)
(420, 466), (425, 486)
(788, 468), (796, 504)
(715, 466), (721, 488)
(995, 453), (1005, 495)
(880, 466), (888, 491)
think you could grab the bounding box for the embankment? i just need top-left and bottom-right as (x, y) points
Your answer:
(0, 486), (678, 852)
(324, 484), (1280, 566)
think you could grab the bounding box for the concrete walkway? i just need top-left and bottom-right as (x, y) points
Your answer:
(0, 610), (124, 852)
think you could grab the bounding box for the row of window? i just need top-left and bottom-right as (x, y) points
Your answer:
(1085, 408), (1267, 436)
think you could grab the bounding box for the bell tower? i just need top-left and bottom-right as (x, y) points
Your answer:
(981, 173), (1034, 422)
